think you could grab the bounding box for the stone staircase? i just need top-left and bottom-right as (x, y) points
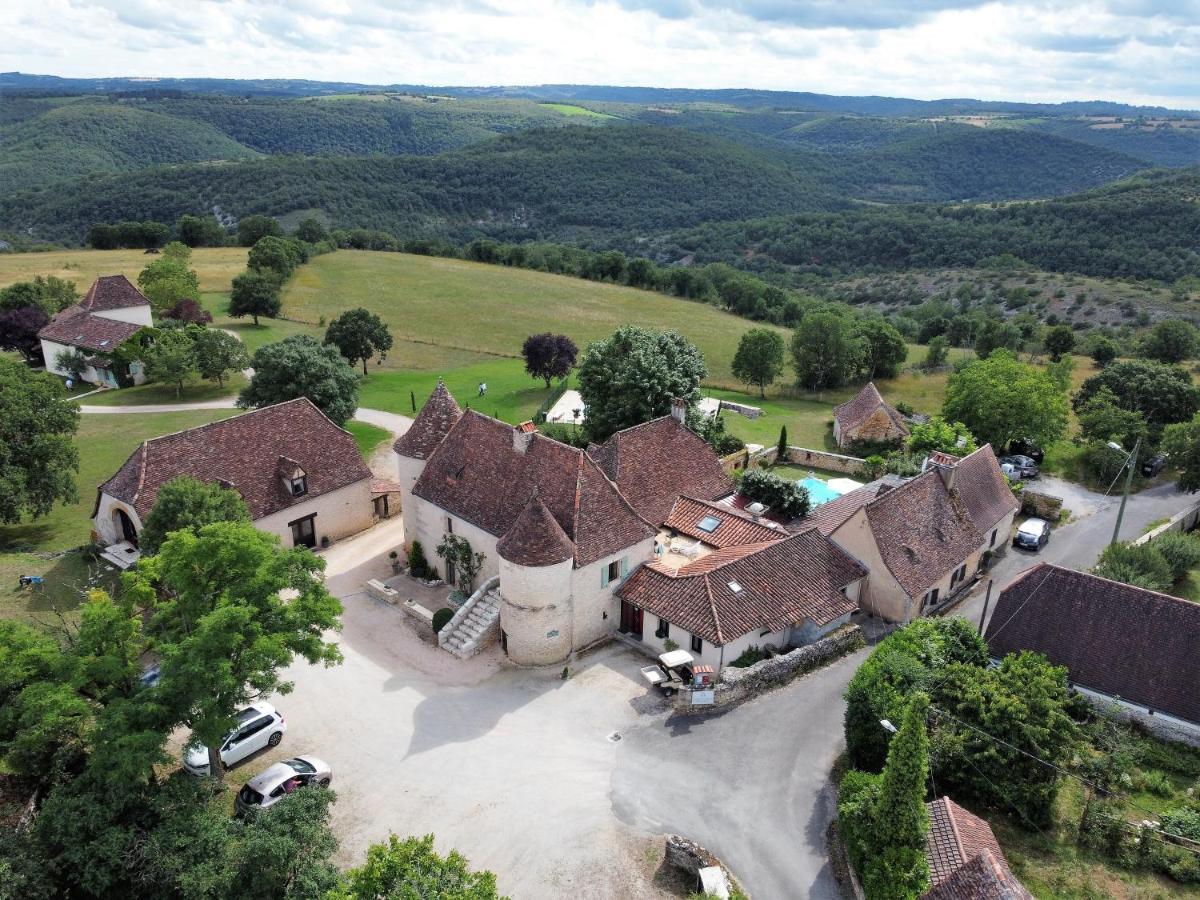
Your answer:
(439, 576), (502, 659)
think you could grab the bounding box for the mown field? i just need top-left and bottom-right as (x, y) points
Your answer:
(0, 247), (248, 294)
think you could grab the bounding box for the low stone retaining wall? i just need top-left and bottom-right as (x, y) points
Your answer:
(1021, 490), (1063, 521)
(664, 834), (739, 898)
(783, 446), (867, 476)
(1132, 497), (1200, 547)
(671, 624), (865, 715)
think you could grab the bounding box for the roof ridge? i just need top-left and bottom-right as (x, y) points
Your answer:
(943, 797), (968, 869)
(133, 441), (149, 505)
(580, 450), (655, 531)
(703, 572), (725, 644)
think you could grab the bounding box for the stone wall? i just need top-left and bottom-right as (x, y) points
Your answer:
(1078, 686), (1200, 748)
(1132, 497), (1200, 547)
(783, 446), (867, 475)
(1021, 490), (1063, 520)
(671, 624), (865, 715)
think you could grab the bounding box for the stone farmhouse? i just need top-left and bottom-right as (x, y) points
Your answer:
(398, 384), (1014, 668)
(39, 275), (153, 388)
(986, 564), (1200, 746)
(832, 381), (909, 449)
(808, 447), (1018, 623)
(922, 796), (1032, 899)
(93, 399), (392, 564)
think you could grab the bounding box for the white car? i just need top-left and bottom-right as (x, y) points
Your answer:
(182, 701), (286, 775)
(235, 756), (332, 815)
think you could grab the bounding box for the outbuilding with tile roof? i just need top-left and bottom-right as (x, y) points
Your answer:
(922, 797), (1031, 899)
(832, 382), (909, 449)
(93, 399), (377, 552)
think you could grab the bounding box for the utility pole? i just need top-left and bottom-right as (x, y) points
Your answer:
(1110, 436), (1141, 547)
(978, 579), (993, 636)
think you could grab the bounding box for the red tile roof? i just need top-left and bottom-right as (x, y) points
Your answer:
(78, 275), (151, 313)
(39, 308), (145, 352)
(923, 849), (1032, 900)
(863, 470), (983, 599)
(833, 382), (909, 434)
(985, 564), (1200, 725)
(394, 381), (462, 459)
(497, 494), (576, 566)
(616, 528), (865, 644)
(946, 445), (1019, 534)
(97, 399), (371, 521)
(805, 483), (887, 536)
(664, 496), (785, 548)
(588, 416), (733, 524)
(414, 410), (653, 568)
(925, 797), (1011, 887)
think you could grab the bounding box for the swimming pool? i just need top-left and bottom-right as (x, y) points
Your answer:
(799, 476), (842, 506)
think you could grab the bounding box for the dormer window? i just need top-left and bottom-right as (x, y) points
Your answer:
(290, 475), (308, 497)
(277, 456), (307, 498)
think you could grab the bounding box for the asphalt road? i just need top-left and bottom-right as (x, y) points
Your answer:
(612, 649), (867, 900)
(956, 476), (1194, 632)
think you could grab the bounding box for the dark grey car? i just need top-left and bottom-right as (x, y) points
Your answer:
(998, 455), (1039, 479)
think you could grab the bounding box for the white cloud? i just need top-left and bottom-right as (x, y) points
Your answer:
(5, 0), (1198, 107)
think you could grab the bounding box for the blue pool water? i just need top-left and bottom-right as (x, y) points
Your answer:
(799, 476), (842, 506)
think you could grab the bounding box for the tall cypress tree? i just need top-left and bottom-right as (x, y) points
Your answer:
(865, 692), (932, 900)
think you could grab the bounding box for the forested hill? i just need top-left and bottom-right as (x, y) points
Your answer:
(659, 167), (1200, 282)
(0, 123), (1153, 245)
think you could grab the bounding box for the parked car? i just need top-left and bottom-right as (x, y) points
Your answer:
(1013, 518), (1051, 551)
(998, 455), (1039, 479)
(1142, 454), (1167, 477)
(235, 756), (332, 815)
(183, 701), (286, 775)
(1007, 439), (1045, 465)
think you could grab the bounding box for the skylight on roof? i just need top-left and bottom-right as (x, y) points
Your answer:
(697, 515), (721, 533)
(728, 580), (743, 593)
(99, 340), (109, 346)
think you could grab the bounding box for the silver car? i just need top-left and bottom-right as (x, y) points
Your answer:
(235, 756), (332, 815)
(182, 701), (286, 775)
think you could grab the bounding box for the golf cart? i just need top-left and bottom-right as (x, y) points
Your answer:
(640, 649), (696, 696)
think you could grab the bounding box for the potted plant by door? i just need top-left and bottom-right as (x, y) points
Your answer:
(389, 550), (402, 575)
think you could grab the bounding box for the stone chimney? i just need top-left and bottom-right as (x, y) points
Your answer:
(671, 398), (687, 425)
(513, 420), (536, 454)
(926, 451), (960, 492)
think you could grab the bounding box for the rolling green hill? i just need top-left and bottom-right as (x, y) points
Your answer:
(662, 167), (1200, 282)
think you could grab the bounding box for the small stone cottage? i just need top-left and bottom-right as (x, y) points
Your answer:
(39, 275), (154, 388)
(832, 382), (909, 449)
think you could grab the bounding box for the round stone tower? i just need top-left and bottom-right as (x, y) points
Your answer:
(496, 493), (575, 666)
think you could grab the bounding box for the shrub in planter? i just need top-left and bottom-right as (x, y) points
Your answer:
(432, 607), (454, 633)
(408, 540), (431, 579)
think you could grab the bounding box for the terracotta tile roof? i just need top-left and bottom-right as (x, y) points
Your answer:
(985, 564), (1200, 725)
(863, 470), (983, 599)
(497, 494), (576, 566)
(946, 445), (1019, 534)
(414, 410), (653, 568)
(616, 528), (865, 644)
(371, 478), (402, 494)
(664, 496), (785, 548)
(97, 399), (371, 521)
(78, 275), (151, 312)
(393, 381), (462, 459)
(925, 797), (1011, 887)
(923, 849), (1033, 900)
(587, 416), (733, 524)
(833, 382), (908, 434)
(39, 308), (145, 352)
(805, 482), (887, 536)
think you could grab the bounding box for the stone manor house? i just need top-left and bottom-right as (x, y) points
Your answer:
(397, 383), (1017, 667)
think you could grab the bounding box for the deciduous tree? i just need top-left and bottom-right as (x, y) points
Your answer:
(0, 359), (79, 524)
(128, 522), (343, 782)
(1163, 414), (1200, 493)
(138, 476), (252, 555)
(191, 327), (249, 387)
(1043, 324), (1076, 362)
(144, 328), (199, 398)
(576, 326), (706, 441)
(0, 305), (49, 361)
(237, 214), (282, 247)
(239, 335), (360, 425)
(137, 255), (200, 313)
(905, 417), (978, 457)
(1141, 319), (1200, 364)
(331, 833), (505, 900)
(326, 308), (394, 376)
(229, 269), (283, 325)
(791, 310), (863, 391)
(731, 328), (786, 397)
(855, 317), (908, 380)
(1074, 359), (1200, 431)
(521, 332), (578, 388)
(943, 350), (1068, 449)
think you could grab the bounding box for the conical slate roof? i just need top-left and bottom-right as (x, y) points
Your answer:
(394, 381), (462, 460)
(497, 493), (575, 567)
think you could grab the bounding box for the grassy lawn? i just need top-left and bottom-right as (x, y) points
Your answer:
(79, 372), (247, 406)
(345, 420), (392, 459)
(0, 247), (248, 294)
(540, 102), (618, 119)
(0, 550), (122, 627)
(282, 250), (790, 388)
(358, 360), (557, 422)
(771, 464), (857, 483)
(0, 410), (238, 556)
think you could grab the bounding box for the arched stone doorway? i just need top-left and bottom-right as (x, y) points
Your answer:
(114, 508), (138, 546)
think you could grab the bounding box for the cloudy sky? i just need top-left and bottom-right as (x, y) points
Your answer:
(7, 0), (1200, 108)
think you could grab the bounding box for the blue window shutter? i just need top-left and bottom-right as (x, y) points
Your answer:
(619, 558), (629, 578)
(601, 567), (610, 588)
